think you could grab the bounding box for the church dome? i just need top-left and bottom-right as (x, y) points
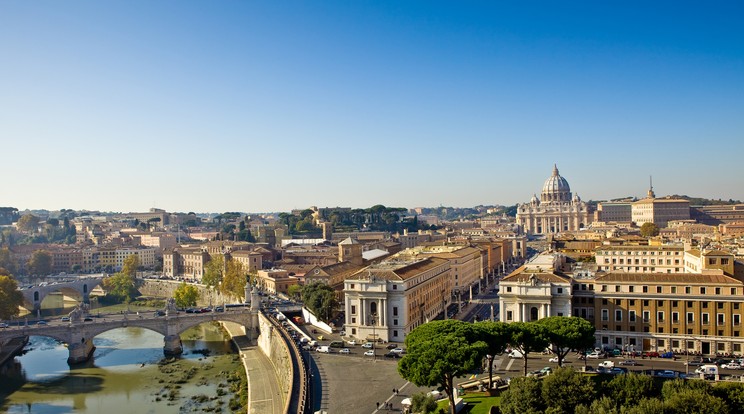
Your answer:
(541, 165), (572, 203)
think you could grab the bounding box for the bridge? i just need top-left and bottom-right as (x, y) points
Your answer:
(0, 307), (258, 364)
(18, 275), (107, 312)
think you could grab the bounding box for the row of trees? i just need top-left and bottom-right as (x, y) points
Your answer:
(0, 268), (24, 320)
(398, 318), (595, 414)
(501, 368), (744, 414)
(296, 282), (337, 321)
(13, 214), (76, 245)
(102, 254), (140, 303)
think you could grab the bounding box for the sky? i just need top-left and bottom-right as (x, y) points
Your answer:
(1, 1), (743, 214)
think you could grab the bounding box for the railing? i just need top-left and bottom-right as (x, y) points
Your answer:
(263, 310), (311, 414)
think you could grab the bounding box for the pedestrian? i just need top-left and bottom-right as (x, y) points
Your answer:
(376, 402), (379, 409)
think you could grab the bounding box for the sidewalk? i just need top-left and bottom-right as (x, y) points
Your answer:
(222, 324), (284, 414)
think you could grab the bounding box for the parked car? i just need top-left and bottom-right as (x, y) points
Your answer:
(316, 346), (330, 353)
(548, 357), (561, 363)
(0, 322), (9, 328)
(685, 358), (704, 366)
(619, 359), (638, 366)
(721, 362), (743, 370)
(508, 350), (524, 358)
(387, 343), (398, 350)
(390, 348), (405, 354)
(60, 317), (71, 322)
(598, 361), (615, 369)
(361, 342), (373, 349)
(37, 320), (48, 325)
(339, 348), (350, 354)
(384, 352), (402, 359)
(83, 317), (93, 322)
(528, 367), (552, 377)
(587, 352), (602, 359)
(655, 370), (677, 378)
(364, 350), (375, 357)
(347, 340), (357, 346)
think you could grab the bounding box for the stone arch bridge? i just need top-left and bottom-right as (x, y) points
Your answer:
(19, 275), (106, 312)
(0, 309), (258, 364)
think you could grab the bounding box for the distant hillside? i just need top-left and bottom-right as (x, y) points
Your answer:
(669, 195), (741, 206)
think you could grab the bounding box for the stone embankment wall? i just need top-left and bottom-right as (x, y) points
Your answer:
(257, 313), (293, 412)
(136, 279), (236, 306)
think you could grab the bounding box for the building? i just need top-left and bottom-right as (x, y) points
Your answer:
(163, 247), (211, 281)
(595, 245), (686, 274)
(343, 256), (451, 343)
(255, 268), (299, 295)
(597, 201), (634, 223)
(631, 186), (690, 228)
(516, 165), (594, 235)
(691, 204), (744, 226)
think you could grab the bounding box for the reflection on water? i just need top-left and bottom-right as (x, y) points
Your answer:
(0, 323), (244, 413)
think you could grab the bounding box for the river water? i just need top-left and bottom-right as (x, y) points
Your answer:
(0, 323), (245, 413)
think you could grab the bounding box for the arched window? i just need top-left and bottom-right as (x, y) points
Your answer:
(34, 291), (40, 301)
(530, 307), (539, 321)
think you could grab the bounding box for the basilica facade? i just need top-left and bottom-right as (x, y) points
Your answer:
(516, 165), (594, 235)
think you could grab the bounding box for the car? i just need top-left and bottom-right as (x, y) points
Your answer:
(361, 342), (373, 349)
(317, 335), (324, 341)
(347, 340), (357, 346)
(655, 370), (677, 378)
(340, 331), (346, 336)
(685, 358), (703, 366)
(37, 320), (48, 325)
(60, 316), (71, 322)
(364, 350), (375, 357)
(83, 317), (93, 322)
(387, 343), (398, 350)
(214, 306), (224, 312)
(316, 346), (330, 353)
(586, 352), (602, 359)
(619, 359), (638, 366)
(339, 348), (350, 354)
(609, 367), (628, 375)
(390, 348), (404, 354)
(0, 323), (8, 328)
(528, 367), (552, 377)
(384, 352), (402, 359)
(721, 363), (743, 370)
(548, 357), (561, 363)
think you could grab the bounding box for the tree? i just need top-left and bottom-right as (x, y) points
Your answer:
(507, 321), (550, 376)
(410, 392), (438, 414)
(0, 272), (24, 320)
(499, 376), (544, 414)
(27, 250), (52, 275)
(537, 316), (595, 367)
(174, 282), (199, 308)
(0, 247), (17, 274)
(398, 320), (487, 414)
(301, 282), (337, 321)
(712, 382), (744, 410)
(221, 259), (246, 301)
(121, 254), (140, 278)
(541, 368), (596, 414)
(606, 373), (656, 408)
(664, 388), (728, 414)
(203, 255), (225, 289)
(103, 272), (137, 303)
(287, 284), (303, 301)
(16, 214), (40, 232)
(474, 321), (511, 390)
(640, 222), (660, 237)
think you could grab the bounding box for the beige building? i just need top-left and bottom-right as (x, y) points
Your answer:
(138, 233), (177, 250)
(230, 250), (263, 273)
(163, 248), (211, 281)
(631, 187), (690, 228)
(595, 245), (686, 273)
(516, 165), (594, 235)
(343, 256), (451, 343)
(256, 268), (298, 295)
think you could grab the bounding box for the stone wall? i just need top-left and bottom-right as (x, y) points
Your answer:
(136, 279), (236, 306)
(257, 313), (293, 411)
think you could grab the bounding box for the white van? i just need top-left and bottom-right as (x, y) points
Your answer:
(508, 350), (524, 358)
(695, 365), (718, 376)
(317, 346), (330, 353)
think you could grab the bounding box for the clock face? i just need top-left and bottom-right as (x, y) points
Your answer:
(314, 269), (320, 274)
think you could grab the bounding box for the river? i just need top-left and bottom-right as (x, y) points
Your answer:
(0, 323), (246, 413)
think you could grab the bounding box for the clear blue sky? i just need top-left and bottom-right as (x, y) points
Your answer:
(2, 1), (743, 213)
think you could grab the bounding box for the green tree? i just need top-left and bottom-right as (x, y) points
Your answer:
(221, 259), (246, 301)
(606, 373), (656, 408)
(287, 284), (303, 301)
(174, 282), (199, 308)
(102, 272), (137, 303)
(121, 254), (140, 278)
(203, 255), (225, 289)
(474, 321), (511, 390)
(16, 214), (40, 232)
(507, 321), (550, 376)
(537, 316), (595, 367)
(664, 388), (728, 414)
(541, 368), (596, 414)
(623, 398), (664, 414)
(575, 396), (619, 414)
(0, 247), (17, 274)
(0, 271), (24, 320)
(499, 376), (544, 414)
(640, 222), (660, 237)
(27, 249), (52, 275)
(410, 392), (438, 414)
(398, 320), (487, 414)
(301, 282), (337, 321)
(712, 382), (744, 410)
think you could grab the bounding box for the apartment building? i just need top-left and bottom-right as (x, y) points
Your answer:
(256, 268), (298, 295)
(343, 256), (451, 343)
(163, 248), (211, 281)
(595, 245), (685, 273)
(631, 198), (690, 228)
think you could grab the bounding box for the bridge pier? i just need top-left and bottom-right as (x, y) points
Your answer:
(163, 335), (183, 356)
(67, 336), (95, 364)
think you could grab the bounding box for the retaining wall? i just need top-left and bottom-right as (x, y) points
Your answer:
(136, 279), (236, 306)
(257, 313), (294, 412)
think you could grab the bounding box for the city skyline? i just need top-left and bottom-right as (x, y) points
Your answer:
(2, 2), (743, 213)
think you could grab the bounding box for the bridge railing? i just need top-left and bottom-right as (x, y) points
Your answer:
(263, 310), (311, 414)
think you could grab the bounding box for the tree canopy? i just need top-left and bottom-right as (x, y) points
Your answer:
(202, 254), (225, 289)
(474, 321), (511, 389)
(174, 282), (199, 308)
(398, 320), (487, 414)
(0, 272), (24, 320)
(121, 254), (140, 278)
(301, 282), (337, 321)
(507, 321), (550, 375)
(27, 250), (52, 275)
(640, 222), (660, 237)
(537, 316), (595, 367)
(16, 214), (40, 232)
(221, 259), (246, 301)
(103, 272), (137, 303)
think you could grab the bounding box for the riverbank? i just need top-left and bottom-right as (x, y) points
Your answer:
(221, 323), (285, 414)
(0, 336), (28, 366)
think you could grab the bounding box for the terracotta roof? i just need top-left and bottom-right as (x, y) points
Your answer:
(595, 272), (742, 285)
(704, 250), (733, 256)
(348, 257), (449, 282)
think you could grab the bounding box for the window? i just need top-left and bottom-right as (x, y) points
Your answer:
(351, 317), (356, 324)
(601, 285), (607, 292)
(615, 310), (622, 321)
(506, 287), (512, 293)
(602, 309), (609, 321)
(722, 258), (730, 265)
(687, 301), (694, 308)
(672, 312), (679, 323)
(393, 307), (398, 316)
(687, 312), (694, 322)
(657, 300), (664, 306)
(718, 314), (725, 324)
(393, 319), (398, 325)
(732, 288), (737, 295)
(643, 311), (650, 323)
(671, 286), (677, 294)
(643, 300), (650, 306)
(629, 286), (635, 293)
(718, 302), (724, 309)
(716, 287), (721, 295)
(735, 303), (740, 310)
(603, 299), (608, 305)
(629, 310), (636, 322)
(657, 339), (665, 347)
(557, 287), (563, 294)
(657, 311), (664, 322)
(736, 315), (741, 325)
(656, 286), (662, 294)
(506, 311), (513, 321)
(700, 287), (706, 294)
(702, 313), (710, 324)
(351, 305), (357, 315)
(615, 299), (621, 305)
(393, 330), (398, 337)
(629, 299), (635, 306)
(702, 302), (708, 309)
(643, 286), (648, 293)
(672, 300), (678, 307)
(685, 286), (691, 294)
